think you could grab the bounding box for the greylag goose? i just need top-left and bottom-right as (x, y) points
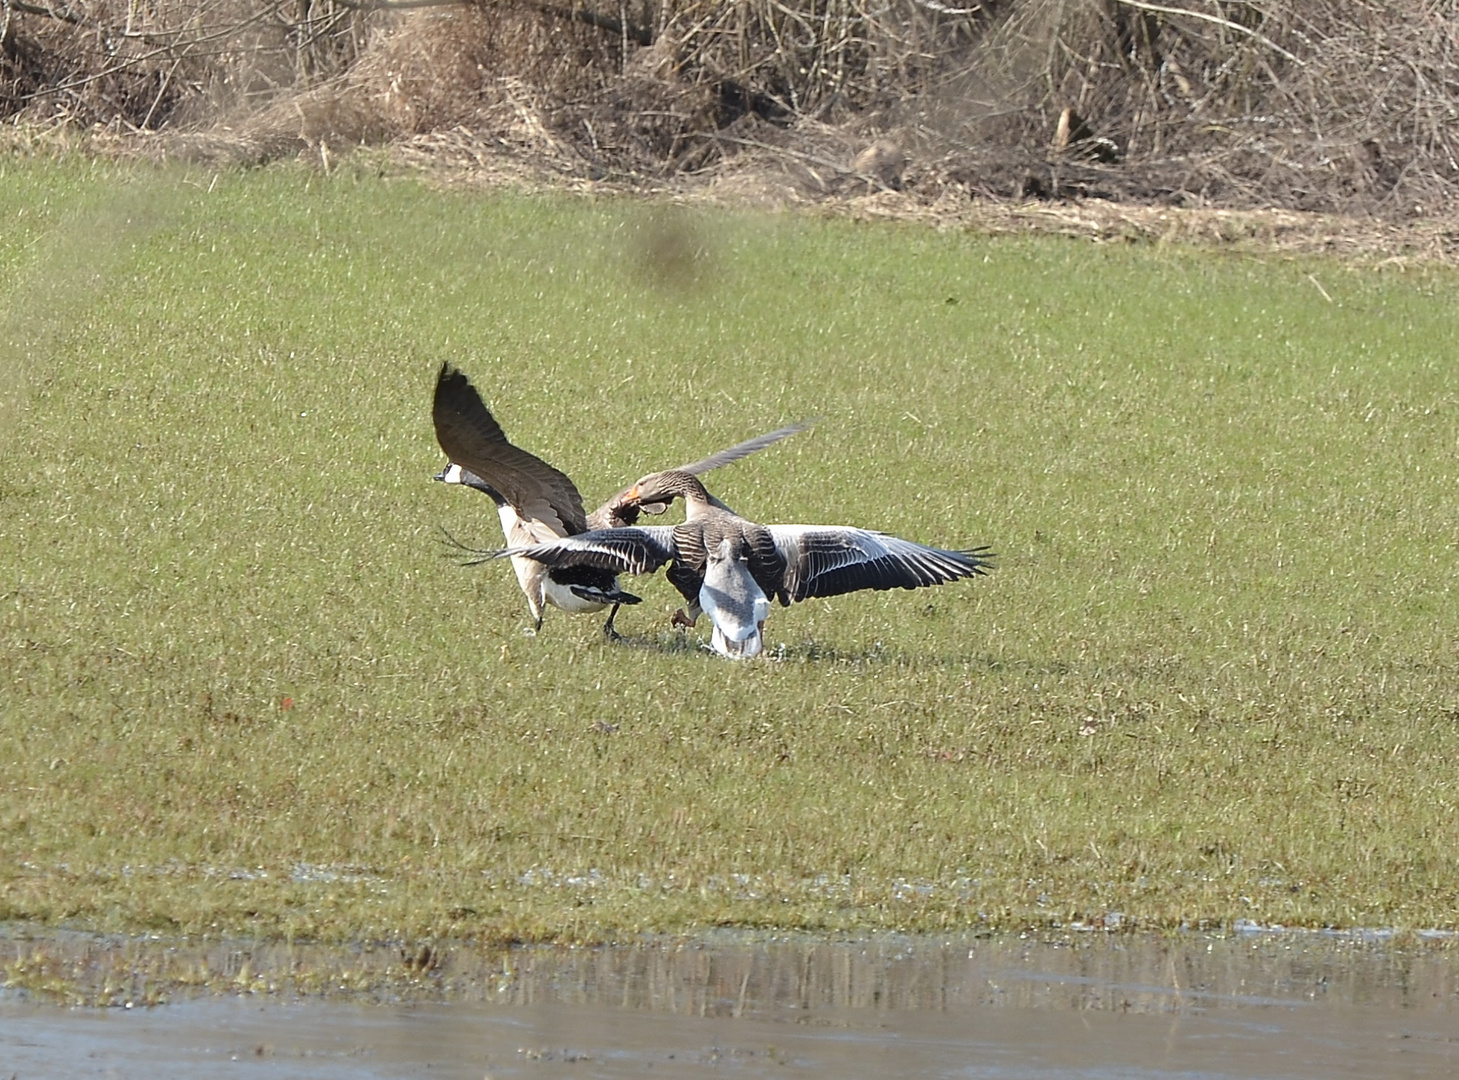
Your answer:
(482, 469), (994, 658)
(431, 364), (808, 637)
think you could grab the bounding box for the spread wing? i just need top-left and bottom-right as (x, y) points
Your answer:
(432, 363), (589, 536)
(768, 526), (993, 603)
(675, 420), (814, 475)
(499, 526), (683, 578)
(588, 420), (812, 529)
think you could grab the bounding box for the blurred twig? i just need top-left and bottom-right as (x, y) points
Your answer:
(1109, 0), (1304, 66)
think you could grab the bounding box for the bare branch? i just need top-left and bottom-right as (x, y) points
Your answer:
(1110, 0), (1306, 67)
(329, 0), (468, 9)
(909, 0), (984, 16)
(328, 0), (652, 45)
(9, 0), (84, 24)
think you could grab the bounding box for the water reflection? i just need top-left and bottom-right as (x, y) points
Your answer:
(4, 931), (1458, 1078)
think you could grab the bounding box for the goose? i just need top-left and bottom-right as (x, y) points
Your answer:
(436, 457), (648, 634)
(480, 468), (994, 658)
(431, 363), (808, 637)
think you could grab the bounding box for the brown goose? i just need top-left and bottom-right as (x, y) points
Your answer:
(484, 469), (994, 658)
(431, 364), (808, 637)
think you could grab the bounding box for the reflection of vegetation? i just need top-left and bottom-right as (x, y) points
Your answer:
(3, 930), (1447, 1008)
(1, 159), (1457, 953)
(3, 2), (1457, 214)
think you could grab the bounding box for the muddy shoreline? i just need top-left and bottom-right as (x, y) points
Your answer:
(5, 927), (1459, 1079)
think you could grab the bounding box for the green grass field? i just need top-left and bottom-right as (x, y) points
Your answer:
(1, 156), (1457, 948)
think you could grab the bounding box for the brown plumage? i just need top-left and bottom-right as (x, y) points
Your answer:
(431, 364), (809, 636)
(488, 469), (994, 658)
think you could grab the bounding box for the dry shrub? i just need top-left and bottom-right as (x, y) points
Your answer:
(350, 3), (615, 136)
(916, 0), (1459, 215)
(535, 0), (1459, 214)
(1, 0), (376, 128)
(5, 0), (1459, 217)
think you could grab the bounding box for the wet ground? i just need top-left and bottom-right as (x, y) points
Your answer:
(4, 930), (1459, 1078)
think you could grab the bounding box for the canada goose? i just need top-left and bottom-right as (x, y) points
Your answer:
(482, 469), (993, 659)
(431, 364), (808, 637)
(435, 458), (647, 633)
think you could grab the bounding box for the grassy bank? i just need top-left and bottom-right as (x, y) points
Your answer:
(1, 157), (1457, 945)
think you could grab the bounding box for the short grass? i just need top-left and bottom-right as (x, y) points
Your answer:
(1, 156), (1457, 947)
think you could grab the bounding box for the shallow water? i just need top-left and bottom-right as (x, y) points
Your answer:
(4, 932), (1459, 1078)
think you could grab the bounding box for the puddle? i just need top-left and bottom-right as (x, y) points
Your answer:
(4, 932), (1459, 1078)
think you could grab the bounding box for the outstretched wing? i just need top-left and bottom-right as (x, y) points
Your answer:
(499, 526), (683, 578)
(768, 525), (993, 603)
(676, 420), (814, 475)
(432, 363), (589, 536)
(588, 420), (813, 529)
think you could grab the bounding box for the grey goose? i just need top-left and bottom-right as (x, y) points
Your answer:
(482, 468), (994, 658)
(431, 364), (808, 637)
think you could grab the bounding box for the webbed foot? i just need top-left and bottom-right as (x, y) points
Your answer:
(602, 604), (624, 642)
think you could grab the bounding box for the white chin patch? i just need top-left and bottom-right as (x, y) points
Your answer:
(436, 462), (464, 484)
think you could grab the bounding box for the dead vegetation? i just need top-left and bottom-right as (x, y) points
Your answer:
(4, 1), (1459, 230)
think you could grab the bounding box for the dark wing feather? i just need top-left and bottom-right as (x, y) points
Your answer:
(502, 526), (681, 577)
(657, 519), (789, 609)
(432, 364), (589, 536)
(769, 526), (993, 603)
(741, 523), (792, 607)
(660, 521), (712, 607)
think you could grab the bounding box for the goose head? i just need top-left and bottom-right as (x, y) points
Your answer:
(434, 461), (491, 491)
(434, 461), (508, 506)
(623, 469), (711, 511)
(699, 536), (770, 660)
